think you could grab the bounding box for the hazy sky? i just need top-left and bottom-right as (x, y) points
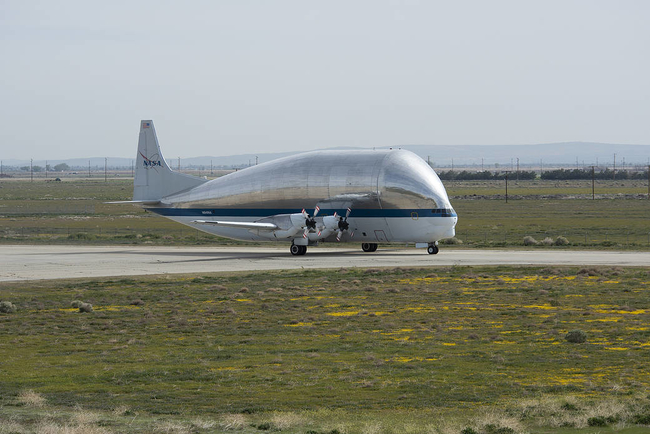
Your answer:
(1, 0), (649, 159)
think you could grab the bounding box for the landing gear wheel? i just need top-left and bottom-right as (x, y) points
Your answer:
(299, 245), (307, 255)
(362, 243), (378, 253)
(290, 244), (302, 256)
(427, 244), (439, 255)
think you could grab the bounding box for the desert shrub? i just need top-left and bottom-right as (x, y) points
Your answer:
(67, 232), (95, 240)
(555, 236), (570, 246)
(541, 237), (554, 246)
(141, 233), (161, 239)
(130, 299), (145, 306)
(587, 416), (608, 427)
(17, 390), (46, 407)
(440, 237), (463, 245)
(269, 412), (306, 430)
(561, 402), (579, 411)
(577, 267), (601, 276)
(566, 330), (587, 343)
(484, 425), (515, 434)
(633, 413), (650, 424)
(0, 301), (17, 313)
(523, 236), (539, 246)
(219, 413), (247, 430)
(72, 407), (101, 425)
(79, 303), (93, 313)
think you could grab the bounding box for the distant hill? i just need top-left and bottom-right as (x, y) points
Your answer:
(396, 142), (650, 168)
(3, 142), (649, 169)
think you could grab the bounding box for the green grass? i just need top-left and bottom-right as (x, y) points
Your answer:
(453, 198), (650, 247)
(2, 266), (650, 433)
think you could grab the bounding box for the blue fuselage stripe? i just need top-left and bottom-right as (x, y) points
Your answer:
(148, 208), (457, 218)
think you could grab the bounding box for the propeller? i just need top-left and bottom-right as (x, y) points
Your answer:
(336, 207), (352, 241)
(302, 206), (320, 238)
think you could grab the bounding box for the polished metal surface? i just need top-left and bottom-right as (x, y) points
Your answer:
(163, 149), (454, 212)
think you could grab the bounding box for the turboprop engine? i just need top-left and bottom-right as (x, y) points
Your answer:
(320, 208), (352, 241)
(253, 206), (353, 243)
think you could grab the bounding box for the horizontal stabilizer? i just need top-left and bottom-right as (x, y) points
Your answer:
(192, 220), (278, 230)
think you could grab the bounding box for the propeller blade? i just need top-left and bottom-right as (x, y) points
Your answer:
(317, 229), (322, 237)
(313, 206), (320, 217)
(333, 212), (338, 218)
(301, 208), (309, 219)
(350, 231), (354, 238)
(336, 230), (343, 241)
(303, 227), (310, 238)
(345, 207), (351, 218)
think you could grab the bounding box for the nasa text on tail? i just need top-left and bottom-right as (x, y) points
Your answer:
(115, 120), (457, 256)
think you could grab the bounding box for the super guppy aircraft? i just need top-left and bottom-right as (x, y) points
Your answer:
(128, 120), (457, 256)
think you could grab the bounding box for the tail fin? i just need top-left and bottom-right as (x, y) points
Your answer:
(134, 120), (207, 201)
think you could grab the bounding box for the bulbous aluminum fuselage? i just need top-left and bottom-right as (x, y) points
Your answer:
(150, 149), (457, 244)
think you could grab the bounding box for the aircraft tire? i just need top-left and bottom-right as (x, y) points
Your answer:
(290, 244), (302, 256)
(299, 245), (307, 255)
(362, 243), (378, 253)
(427, 244), (439, 255)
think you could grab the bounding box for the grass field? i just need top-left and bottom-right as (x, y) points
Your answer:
(1, 179), (650, 249)
(1, 266), (650, 433)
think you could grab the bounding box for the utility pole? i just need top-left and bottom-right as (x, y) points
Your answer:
(104, 157), (107, 182)
(178, 157), (181, 171)
(540, 159), (543, 177)
(505, 172), (509, 203)
(88, 160), (91, 178)
(592, 166), (595, 200)
(211, 160), (213, 175)
(45, 160), (48, 179)
(613, 153), (616, 180)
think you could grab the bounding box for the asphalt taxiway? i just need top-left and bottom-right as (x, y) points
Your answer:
(1, 245), (649, 281)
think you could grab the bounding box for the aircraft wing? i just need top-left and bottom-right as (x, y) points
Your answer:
(105, 200), (161, 205)
(192, 220), (278, 230)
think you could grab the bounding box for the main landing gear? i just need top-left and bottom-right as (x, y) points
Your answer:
(290, 244), (307, 256)
(427, 243), (439, 255)
(361, 243), (378, 252)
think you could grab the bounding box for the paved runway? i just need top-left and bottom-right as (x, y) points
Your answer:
(1, 245), (649, 281)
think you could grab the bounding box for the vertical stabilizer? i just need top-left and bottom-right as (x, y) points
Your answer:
(133, 120), (207, 201)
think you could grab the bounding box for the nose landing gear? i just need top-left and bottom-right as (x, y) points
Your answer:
(427, 243), (439, 255)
